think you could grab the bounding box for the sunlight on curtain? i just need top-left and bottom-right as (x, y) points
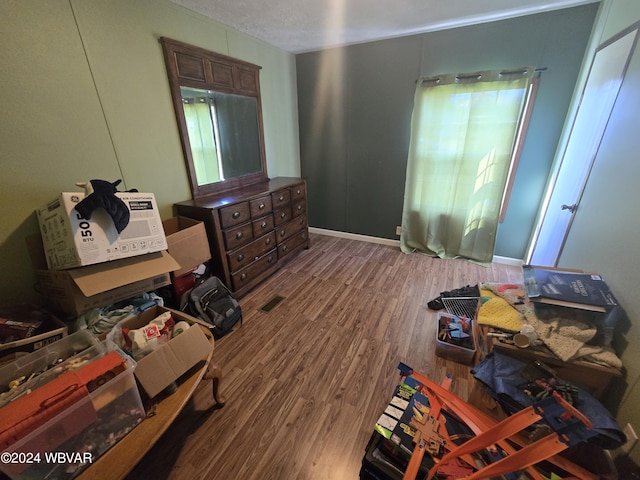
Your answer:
(400, 69), (534, 264)
(183, 101), (221, 184)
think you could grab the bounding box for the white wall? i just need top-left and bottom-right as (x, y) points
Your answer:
(559, 0), (640, 462)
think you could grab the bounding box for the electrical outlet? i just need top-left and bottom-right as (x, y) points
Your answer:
(621, 423), (638, 455)
(396, 226), (402, 236)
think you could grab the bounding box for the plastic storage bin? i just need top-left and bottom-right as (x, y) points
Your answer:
(435, 311), (477, 364)
(0, 330), (100, 408)
(0, 343), (145, 480)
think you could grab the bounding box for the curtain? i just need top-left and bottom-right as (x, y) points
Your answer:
(400, 68), (534, 264)
(183, 100), (221, 185)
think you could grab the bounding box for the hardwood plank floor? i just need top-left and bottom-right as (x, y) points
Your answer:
(126, 233), (523, 480)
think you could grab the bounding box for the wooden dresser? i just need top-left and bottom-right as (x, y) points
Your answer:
(174, 177), (309, 297)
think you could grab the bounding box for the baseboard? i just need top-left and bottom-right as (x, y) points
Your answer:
(308, 227), (524, 266)
(308, 227), (400, 247)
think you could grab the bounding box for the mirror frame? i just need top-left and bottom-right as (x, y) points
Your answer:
(160, 37), (268, 198)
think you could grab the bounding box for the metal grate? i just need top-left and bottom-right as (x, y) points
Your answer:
(442, 297), (479, 320)
(261, 295), (285, 312)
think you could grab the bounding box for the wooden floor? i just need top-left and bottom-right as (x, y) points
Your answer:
(127, 233), (523, 480)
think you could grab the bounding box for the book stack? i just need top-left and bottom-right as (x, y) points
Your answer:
(523, 265), (618, 313)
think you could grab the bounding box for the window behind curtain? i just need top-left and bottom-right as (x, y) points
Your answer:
(400, 68), (535, 263)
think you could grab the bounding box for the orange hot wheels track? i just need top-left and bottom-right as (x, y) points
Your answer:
(398, 364), (597, 480)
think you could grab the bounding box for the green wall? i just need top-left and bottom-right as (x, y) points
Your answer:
(0, 0), (299, 305)
(296, 4), (600, 259)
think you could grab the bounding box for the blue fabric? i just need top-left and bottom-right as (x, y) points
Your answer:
(471, 351), (625, 449)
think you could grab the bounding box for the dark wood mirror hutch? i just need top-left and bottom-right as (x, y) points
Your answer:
(160, 37), (309, 297)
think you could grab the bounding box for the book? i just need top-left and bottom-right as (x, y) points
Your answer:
(523, 265), (618, 312)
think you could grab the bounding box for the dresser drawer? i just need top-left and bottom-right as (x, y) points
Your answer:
(252, 215), (274, 237)
(271, 188), (291, 209)
(250, 195), (273, 218)
(227, 232), (277, 271)
(291, 183), (305, 200)
(278, 229), (309, 259)
(276, 217), (307, 243)
(223, 222), (254, 251)
(292, 198), (306, 218)
(219, 202), (251, 228)
(231, 249), (278, 291)
(273, 206), (292, 226)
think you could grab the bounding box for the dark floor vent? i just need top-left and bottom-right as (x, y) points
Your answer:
(261, 295), (285, 312)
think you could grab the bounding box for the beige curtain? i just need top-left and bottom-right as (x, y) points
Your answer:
(400, 68), (534, 263)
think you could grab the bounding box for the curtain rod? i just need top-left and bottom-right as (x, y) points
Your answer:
(419, 67), (547, 84)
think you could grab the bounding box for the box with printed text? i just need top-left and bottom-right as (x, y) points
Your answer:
(36, 191), (167, 270)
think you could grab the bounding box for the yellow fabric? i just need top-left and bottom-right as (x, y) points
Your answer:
(477, 289), (523, 332)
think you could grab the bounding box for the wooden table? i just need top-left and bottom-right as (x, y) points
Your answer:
(77, 325), (224, 480)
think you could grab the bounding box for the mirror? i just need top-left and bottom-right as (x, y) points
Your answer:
(160, 37), (268, 198)
(180, 87), (263, 185)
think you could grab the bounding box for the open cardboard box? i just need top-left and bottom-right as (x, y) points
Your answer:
(103, 306), (213, 398)
(162, 216), (211, 277)
(28, 235), (180, 317)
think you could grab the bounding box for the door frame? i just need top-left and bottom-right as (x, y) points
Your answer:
(526, 22), (639, 266)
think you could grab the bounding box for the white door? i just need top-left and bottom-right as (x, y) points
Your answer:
(527, 27), (638, 266)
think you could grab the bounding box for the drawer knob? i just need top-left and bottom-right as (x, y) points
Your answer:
(237, 254), (244, 261)
(280, 230), (285, 237)
(241, 273), (247, 280)
(261, 221), (267, 228)
(265, 238), (271, 245)
(232, 211), (240, 219)
(268, 256), (274, 263)
(282, 245), (288, 252)
(255, 256), (259, 260)
(259, 203), (265, 210)
(279, 195), (284, 202)
(297, 205), (302, 211)
(236, 232), (243, 240)
(296, 189), (301, 195)
(280, 212), (286, 219)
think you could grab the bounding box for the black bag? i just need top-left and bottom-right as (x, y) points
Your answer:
(181, 276), (242, 339)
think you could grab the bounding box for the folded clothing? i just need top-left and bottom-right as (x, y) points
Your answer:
(477, 289), (524, 332)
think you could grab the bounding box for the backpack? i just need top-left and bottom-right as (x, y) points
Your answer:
(181, 276), (242, 339)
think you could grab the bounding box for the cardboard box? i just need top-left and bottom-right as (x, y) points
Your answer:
(35, 251), (179, 317)
(0, 306), (68, 365)
(109, 306), (213, 398)
(36, 191), (167, 270)
(162, 217), (211, 277)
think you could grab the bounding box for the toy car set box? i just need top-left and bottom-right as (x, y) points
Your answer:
(0, 305), (68, 366)
(36, 189), (167, 270)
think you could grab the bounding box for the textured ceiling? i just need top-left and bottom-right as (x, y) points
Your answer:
(171, 0), (599, 53)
